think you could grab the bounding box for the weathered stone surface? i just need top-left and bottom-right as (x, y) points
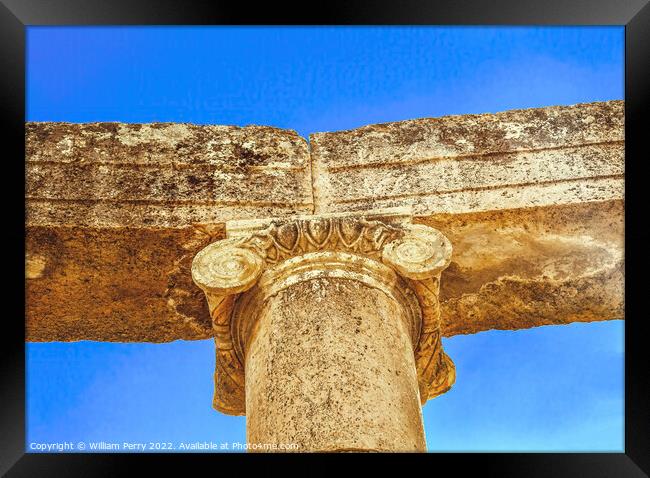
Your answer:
(246, 277), (426, 452)
(305, 100), (625, 336)
(26, 224), (223, 342)
(310, 101), (623, 215)
(25, 101), (624, 343)
(26, 122), (311, 341)
(27, 201), (622, 342)
(26, 122), (313, 227)
(421, 200), (624, 336)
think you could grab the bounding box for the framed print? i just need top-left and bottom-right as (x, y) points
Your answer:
(2, 0), (648, 475)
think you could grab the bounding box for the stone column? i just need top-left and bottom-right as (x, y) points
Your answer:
(244, 258), (425, 451)
(191, 209), (456, 452)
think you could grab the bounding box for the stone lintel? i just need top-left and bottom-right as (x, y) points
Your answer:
(25, 101), (624, 343)
(310, 100), (624, 216)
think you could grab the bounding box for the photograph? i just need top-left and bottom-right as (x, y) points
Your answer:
(22, 25), (627, 455)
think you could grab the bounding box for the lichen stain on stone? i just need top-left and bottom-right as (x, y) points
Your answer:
(117, 123), (193, 147)
(26, 253), (47, 279)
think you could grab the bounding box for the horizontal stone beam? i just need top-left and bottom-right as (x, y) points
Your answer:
(25, 101), (624, 342)
(26, 122), (313, 228)
(420, 201), (623, 336)
(26, 122), (313, 342)
(310, 101), (623, 215)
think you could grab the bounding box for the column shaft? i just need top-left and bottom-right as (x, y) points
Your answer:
(244, 277), (426, 452)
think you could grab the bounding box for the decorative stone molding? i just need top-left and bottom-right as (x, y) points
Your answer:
(192, 208), (455, 414)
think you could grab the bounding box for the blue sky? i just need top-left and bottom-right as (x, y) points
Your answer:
(26, 26), (624, 452)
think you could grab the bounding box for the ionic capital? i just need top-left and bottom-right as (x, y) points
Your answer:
(192, 208), (455, 414)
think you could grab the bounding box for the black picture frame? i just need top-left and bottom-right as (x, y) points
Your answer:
(2, 1), (648, 475)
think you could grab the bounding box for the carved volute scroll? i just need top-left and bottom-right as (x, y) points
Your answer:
(191, 209), (455, 414)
